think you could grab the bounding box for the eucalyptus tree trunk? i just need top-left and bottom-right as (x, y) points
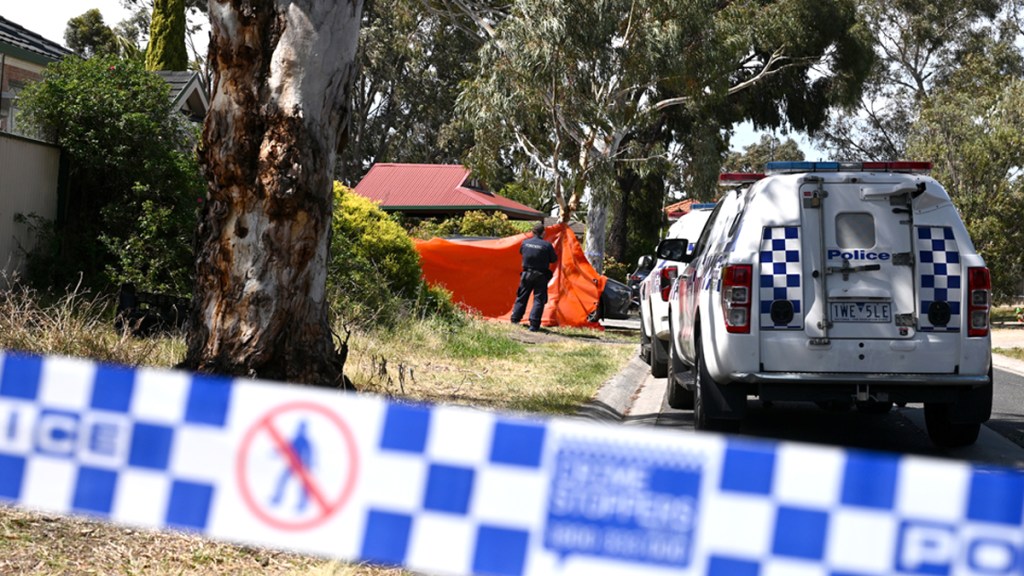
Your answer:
(183, 0), (363, 387)
(584, 201), (607, 273)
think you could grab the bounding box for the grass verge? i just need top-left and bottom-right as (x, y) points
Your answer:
(0, 286), (635, 575)
(994, 347), (1024, 361)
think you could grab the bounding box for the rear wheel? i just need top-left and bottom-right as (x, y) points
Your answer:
(650, 334), (669, 378)
(667, 340), (694, 409)
(924, 374), (992, 448)
(924, 403), (981, 448)
(693, 336), (743, 432)
(639, 320), (652, 364)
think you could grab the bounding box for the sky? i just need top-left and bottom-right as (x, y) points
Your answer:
(3, 1), (135, 48)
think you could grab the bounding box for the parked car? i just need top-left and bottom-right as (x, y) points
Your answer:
(638, 203), (715, 376)
(596, 276), (632, 320)
(627, 255), (654, 312)
(662, 161), (992, 448)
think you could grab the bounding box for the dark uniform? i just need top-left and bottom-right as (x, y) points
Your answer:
(510, 228), (557, 331)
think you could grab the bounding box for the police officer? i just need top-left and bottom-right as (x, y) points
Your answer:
(510, 223), (557, 331)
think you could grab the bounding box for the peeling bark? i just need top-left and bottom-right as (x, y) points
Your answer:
(183, 0), (363, 387)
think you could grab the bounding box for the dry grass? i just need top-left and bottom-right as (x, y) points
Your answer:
(0, 281), (185, 367)
(0, 284), (635, 575)
(347, 317), (635, 414)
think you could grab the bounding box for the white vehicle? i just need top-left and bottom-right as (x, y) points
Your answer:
(662, 161), (992, 447)
(638, 203), (714, 377)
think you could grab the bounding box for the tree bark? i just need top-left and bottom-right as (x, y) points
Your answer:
(584, 200), (607, 273)
(183, 0), (363, 387)
(607, 182), (629, 263)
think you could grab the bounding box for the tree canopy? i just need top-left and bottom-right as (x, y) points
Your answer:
(455, 0), (873, 265)
(145, 0), (188, 71)
(64, 9), (120, 58)
(723, 135), (806, 173)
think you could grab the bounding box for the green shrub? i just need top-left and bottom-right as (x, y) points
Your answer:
(329, 183), (460, 328)
(17, 55), (203, 294)
(408, 211), (532, 239)
(602, 255), (629, 283)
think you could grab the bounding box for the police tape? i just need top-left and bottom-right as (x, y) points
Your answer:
(1, 350), (1022, 576)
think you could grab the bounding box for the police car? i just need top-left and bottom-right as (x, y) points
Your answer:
(660, 162), (992, 447)
(638, 203), (714, 377)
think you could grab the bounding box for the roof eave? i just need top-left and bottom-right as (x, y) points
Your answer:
(0, 41), (63, 66)
(378, 205), (544, 219)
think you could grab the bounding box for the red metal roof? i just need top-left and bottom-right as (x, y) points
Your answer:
(664, 198), (696, 220)
(353, 163), (544, 220)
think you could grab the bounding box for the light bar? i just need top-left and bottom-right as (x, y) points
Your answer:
(765, 161), (840, 172)
(691, 202), (717, 210)
(861, 161), (933, 172)
(765, 161), (933, 174)
(718, 172), (765, 184)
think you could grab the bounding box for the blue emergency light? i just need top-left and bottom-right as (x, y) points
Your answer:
(765, 161), (932, 174)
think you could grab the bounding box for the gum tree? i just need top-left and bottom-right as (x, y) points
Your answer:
(458, 0), (874, 269)
(183, 1), (364, 387)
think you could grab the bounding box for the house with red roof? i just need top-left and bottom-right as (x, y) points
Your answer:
(353, 163), (545, 220)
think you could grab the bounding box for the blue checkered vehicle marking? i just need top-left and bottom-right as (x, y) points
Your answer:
(916, 226), (962, 332)
(0, 353), (231, 531)
(759, 226), (803, 330)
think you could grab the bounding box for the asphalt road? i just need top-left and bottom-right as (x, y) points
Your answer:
(617, 361), (1024, 469)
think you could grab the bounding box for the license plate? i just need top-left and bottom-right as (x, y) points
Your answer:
(830, 301), (891, 323)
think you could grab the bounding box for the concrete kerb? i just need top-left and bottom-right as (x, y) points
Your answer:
(994, 352), (1024, 378)
(577, 350), (648, 422)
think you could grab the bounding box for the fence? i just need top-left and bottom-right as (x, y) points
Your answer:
(0, 131), (61, 286)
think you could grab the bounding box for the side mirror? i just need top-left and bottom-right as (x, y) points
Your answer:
(637, 255), (654, 270)
(656, 238), (693, 263)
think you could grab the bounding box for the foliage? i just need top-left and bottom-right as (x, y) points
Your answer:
(145, 0), (188, 71)
(64, 9), (120, 58)
(336, 0), (480, 183)
(408, 211), (531, 239)
(17, 55), (203, 294)
(457, 0), (874, 267)
(723, 135), (806, 173)
(813, 0), (1009, 160)
(329, 183), (458, 327)
(601, 256), (629, 283)
(907, 66), (1024, 302)
(498, 180), (553, 215)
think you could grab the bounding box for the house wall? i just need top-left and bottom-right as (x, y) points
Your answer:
(0, 131), (60, 285)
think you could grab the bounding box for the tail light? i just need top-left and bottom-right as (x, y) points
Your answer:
(722, 264), (752, 333)
(967, 267), (991, 337)
(659, 266), (677, 301)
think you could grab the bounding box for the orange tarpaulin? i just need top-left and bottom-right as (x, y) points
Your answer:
(414, 224), (607, 328)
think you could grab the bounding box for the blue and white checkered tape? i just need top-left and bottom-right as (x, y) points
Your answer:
(1, 350), (1022, 575)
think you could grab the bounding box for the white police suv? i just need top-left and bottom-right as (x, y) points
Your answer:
(660, 161), (992, 448)
(638, 203), (714, 377)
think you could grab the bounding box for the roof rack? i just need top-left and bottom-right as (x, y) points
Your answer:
(765, 161), (933, 174)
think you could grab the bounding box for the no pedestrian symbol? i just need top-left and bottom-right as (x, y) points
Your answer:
(236, 401), (359, 530)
